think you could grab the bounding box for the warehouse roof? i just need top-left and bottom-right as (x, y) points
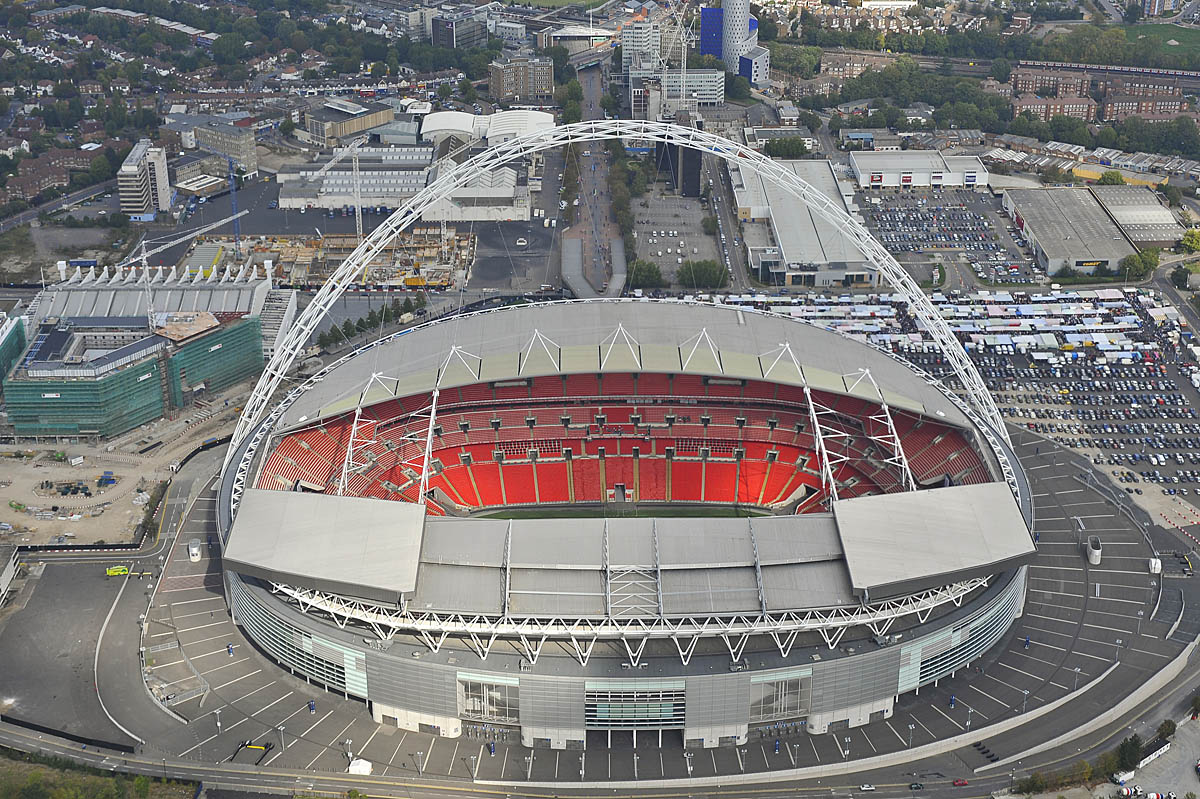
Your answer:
(1089, 185), (1185, 246)
(1005, 188), (1136, 265)
(732, 160), (866, 268)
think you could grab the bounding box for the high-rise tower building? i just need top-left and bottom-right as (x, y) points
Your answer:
(699, 3), (771, 87)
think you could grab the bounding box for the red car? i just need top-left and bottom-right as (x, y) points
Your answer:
(953, 779), (970, 787)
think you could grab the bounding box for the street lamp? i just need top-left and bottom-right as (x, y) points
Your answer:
(1137, 610), (1144, 637)
(633, 752), (640, 780)
(966, 707), (974, 730)
(277, 725), (286, 751)
(684, 750), (694, 776)
(1021, 689), (1029, 714)
(416, 750), (424, 775)
(469, 754), (478, 781)
(213, 708), (222, 735)
(1073, 666), (1081, 691)
(907, 723), (915, 748)
(844, 736), (851, 760)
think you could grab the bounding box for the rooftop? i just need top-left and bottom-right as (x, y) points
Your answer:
(1089, 185), (1185, 245)
(1005, 187), (1137, 264)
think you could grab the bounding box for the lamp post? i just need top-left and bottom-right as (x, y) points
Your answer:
(416, 750), (424, 776)
(213, 708), (222, 735)
(469, 754), (478, 781)
(1021, 689), (1029, 714)
(1073, 666), (1081, 691)
(966, 707), (974, 730)
(684, 750), (694, 776)
(907, 723), (915, 749)
(277, 725), (286, 751)
(633, 752), (640, 780)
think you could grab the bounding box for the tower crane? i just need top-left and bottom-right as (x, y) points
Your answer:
(110, 210), (250, 329)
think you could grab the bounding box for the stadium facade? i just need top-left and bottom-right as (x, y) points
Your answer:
(218, 300), (1033, 750)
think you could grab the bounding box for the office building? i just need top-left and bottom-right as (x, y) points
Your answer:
(849, 151), (988, 190)
(621, 19), (662, 79)
(699, 1), (770, 86)
(193, 120), (259, 178)
(117, 138), (171, 222)
(305, 99), (395, 148)
(488, 53), (554, 102)
(432, 15), (487, 50)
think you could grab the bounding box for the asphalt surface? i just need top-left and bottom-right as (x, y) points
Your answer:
(39, 422), (1187, 785)
(2, 426), (1200, 794)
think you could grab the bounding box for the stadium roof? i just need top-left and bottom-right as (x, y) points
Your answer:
(224, 483), (1031, 614)
(832, 482), (1033, 600)
(223, 489), (426, 603)
(278, 301), (975, 432)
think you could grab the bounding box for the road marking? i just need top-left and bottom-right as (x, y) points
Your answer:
(809, 735), (820, 763)
(200, 658), (250, 677)
(167, 596), (224, 606)
(966, 682), (1009, 709)
(299, 708), (335, 738)
(885, 720), (906, 747)
(911, 714), (936, 740)
(382, 732), (407, 777)
(177, 732), (219, 758)
(211, 669), (261, 692)
(860, 726), (877, 753)
(929, 703), (963, 731)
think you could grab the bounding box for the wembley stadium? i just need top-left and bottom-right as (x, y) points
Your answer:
(216, 298), (1034, 751)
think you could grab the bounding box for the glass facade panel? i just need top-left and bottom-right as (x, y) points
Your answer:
(749, 676), (811, 722)
(457, 679), (520, 724)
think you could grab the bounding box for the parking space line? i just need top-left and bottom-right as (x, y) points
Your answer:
(929, 703), (963, 731)
(809, 735), (820, 763)
(910, 714), (936, 740)
(859, 726), (877, 753)
(382, 732), (407, 777)
(199, 657), (251, 677)
(167, 596), (225, 606)
(211, 668), (261, 692)
(885, 720), (906, 747)
(300, 708), (335, 737)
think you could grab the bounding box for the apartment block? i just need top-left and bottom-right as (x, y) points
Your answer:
(118, 138), (171, 221)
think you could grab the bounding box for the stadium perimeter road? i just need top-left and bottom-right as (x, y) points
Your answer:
(79, 428), (1192, 787)
(0, 474), (196, 747)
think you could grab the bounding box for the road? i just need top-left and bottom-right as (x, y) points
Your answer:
(570, 63), (620, 295)
(0, 179), (117, 235)
(703, 154), (751, 291)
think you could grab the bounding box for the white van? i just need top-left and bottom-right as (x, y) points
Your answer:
(188, 538), (202, 562)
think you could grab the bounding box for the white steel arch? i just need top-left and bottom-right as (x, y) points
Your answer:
(227, 119), (1004, 464)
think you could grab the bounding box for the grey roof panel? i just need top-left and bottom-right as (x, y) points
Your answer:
(508, 518), (605, 568)
(762, 561), (856, 610)
(656, 518), (753, 568)
(509, 568), (605, 615)
(661, 567), (760, 614)
(832, 482), (1034, 599)
(421, 517), (508, 566)
(412, 563), (502, 613)
(223, 488), (425, 603)
(752, 516), (842, 565)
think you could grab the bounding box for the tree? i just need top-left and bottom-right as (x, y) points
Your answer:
(1158, 719), (1177, 740)
(341, 319), (357, 340)
(370, 61), (386, 79)
(88, 154), (113, 182)
(726, 75), (752, 101)
(211, 33), (243, 65)
(990, 57), (1011, 83)
(1119, 249), (1159, 280)
(437, 83), (453, 100)
(628, 259), (664, 289)
(677, 259), (729, 289)
(133, 775), (151, 799)
(562, 100), (582, 124)
(280, 118), (295, 136)
(1124, 3), (1143, 21)
(1098, 170), (1125, 185)
(1116, 734), (1143, 771)
(702, 216), (719, 235)
(1165, 185), (1184, 207)
(317, 330), (331, 350)
(401, 296), (415, 315)
(1182, 228), (1200, 253)
(764, 138), (810, 158)
(460, 77), (477, 103)
(328, 324), (344, 343)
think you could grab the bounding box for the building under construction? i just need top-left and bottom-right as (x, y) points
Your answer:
(4, 266), (295, 439)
